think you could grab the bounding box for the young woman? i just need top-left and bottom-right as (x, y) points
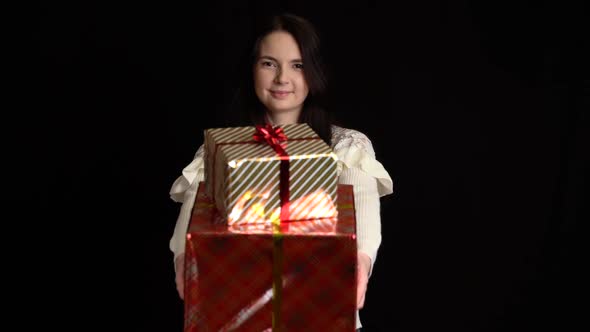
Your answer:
(169, 13), (393, 331)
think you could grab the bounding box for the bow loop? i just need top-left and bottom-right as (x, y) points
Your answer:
(253, 124), (287, 148)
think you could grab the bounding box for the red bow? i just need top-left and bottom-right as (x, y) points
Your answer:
(253, 124), (287, 149)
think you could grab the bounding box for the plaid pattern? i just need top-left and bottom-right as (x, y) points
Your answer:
(184, 182), (357, 332)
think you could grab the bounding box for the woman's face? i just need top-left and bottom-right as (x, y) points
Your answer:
(253, 31), (309, 123)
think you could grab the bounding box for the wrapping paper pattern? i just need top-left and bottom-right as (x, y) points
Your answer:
(204, 124), (339, 224)
(184, 182), (357, 332)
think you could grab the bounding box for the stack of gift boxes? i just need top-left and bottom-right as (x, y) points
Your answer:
(184, 123), (358, 331)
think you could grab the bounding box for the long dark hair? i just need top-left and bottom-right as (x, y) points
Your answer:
(224, 13), (333, 145)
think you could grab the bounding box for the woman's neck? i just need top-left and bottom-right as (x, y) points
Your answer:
(265, 110), (300, 125)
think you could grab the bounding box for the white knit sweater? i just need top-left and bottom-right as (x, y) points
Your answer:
(169, 125), (394, 329)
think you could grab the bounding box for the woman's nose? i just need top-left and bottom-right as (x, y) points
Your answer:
(274, 69), (289, 84)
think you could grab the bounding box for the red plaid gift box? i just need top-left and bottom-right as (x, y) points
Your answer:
(184, 182), (357, 332)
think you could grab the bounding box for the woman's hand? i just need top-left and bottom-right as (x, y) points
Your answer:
(357, 251), (372, 309)
(175, 254), (185, 300)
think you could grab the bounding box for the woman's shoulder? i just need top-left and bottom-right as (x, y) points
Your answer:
(330, 125), (376, 157)
(329, 125), (393, 196)
(169, 144), (205, 202)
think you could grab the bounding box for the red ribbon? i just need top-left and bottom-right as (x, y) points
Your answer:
(253, 124), (287, 153)
(254, 124), (290, 331)
(253, 124), (290, 229)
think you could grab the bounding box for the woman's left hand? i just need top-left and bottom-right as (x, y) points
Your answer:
(357, 251), (371, 309)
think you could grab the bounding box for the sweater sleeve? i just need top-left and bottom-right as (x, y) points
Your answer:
(333, 129), (393, 276)
(169, 145), (205, 269)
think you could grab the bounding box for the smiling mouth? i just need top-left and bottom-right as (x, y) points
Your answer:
(270, 90), (292, 98)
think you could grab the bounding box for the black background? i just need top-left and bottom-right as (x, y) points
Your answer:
(35, 1), (586, 331)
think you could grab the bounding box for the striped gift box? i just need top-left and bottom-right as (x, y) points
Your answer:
(204, 123), (339, 225)
(184, 182), (357, 332)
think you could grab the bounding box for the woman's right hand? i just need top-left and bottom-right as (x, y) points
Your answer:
(175, 253), (185, 300)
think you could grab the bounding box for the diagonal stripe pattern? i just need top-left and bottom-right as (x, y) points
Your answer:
(204, 124), (338, 225)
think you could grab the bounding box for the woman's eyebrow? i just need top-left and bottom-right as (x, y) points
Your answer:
(259, 55), (302, 63)
(258, 55), (277, 62)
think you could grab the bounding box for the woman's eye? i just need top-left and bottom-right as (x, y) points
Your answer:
(293, 63), (304, 70)
(262, 61), (275, 67)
